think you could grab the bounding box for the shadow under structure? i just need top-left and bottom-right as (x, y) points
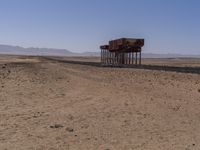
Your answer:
(100, 38), (144, 67)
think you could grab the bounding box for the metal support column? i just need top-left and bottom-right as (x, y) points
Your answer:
(132, 52), (134, 65)
(101, 49), (102, 64)
(135, 52), (138, 65)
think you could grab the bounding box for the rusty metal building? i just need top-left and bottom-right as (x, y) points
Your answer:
(100, 38), (144, 66)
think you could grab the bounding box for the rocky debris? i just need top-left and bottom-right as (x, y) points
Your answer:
(172, 105), (181, 111)
(0, 64), (11, 81)
(2, 64), (7, 69)
(66, 127), (74, 132)
(50, 124), (64, 129)
(67, 114), (74, 120)
(33, 112), (45, 118)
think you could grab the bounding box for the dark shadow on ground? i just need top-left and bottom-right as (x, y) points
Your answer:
(42, 57), (200, 74)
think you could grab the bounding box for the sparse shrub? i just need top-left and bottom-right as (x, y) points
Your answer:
(198, 89), (200, 93)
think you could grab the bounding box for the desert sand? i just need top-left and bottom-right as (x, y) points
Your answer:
(0, 55), (200, 150)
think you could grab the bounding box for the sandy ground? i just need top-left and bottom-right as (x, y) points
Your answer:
(0, 55), (200, 150)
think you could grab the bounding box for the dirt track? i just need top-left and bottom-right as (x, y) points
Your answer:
(0, 55), (200, 150)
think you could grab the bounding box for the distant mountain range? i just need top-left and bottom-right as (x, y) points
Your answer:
(0, 44), (199, 58)
(0, 44), (76, 56)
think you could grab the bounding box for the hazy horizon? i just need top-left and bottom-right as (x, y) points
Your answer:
(0, 0), (200, 55)
(1, 43), (200, 58)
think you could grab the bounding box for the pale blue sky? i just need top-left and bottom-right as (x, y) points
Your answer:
(0, 0), (199, 54)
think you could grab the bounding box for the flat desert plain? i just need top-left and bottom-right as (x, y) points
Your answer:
(0, 55), (200, 150)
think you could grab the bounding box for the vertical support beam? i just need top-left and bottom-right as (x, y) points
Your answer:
(118, 53), (120, 65)
(108, 50), (109, 65)
(135, 52), (138, 65)
(109, 52), (112, 65)
(104, 50), (106, 64)
(125, 53), (126, 65)
(106, 50), (108, 64)
(126, 53), (128, 64)
(102, 49), (105, 64)
(115, 52), (116, 65)
(108, 51), (109, 65)
(117, 53), (119, 65)
(127, 53), (129, 65)
(101, 49), (102, 64)
(113, 52), (115, 65)
(111, 51), (112, 65)
(104, 50), (105, 64)
(119, 53), (121, 65)
(108, 51), (110, 65)
(126, 53), (128, 65)
(119, 53), (120, 65)
(104, 49), (105, 64)
(102, 49), (103, 64)
(110, 51), (111, 64)
(116, 52), (117, 65)
(112, 52), (114, 65)
(121, 53), (123, 65)
(107, 51), (108, 65)
(110, 53), (113, 65)
(132, 52), (134, 65)
(139, 51), (141, 65)
(124, 53), (126, 65)
(114, 52), (116, 65)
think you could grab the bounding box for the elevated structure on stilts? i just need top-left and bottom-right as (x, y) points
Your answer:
(100, 38), (144, 67)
